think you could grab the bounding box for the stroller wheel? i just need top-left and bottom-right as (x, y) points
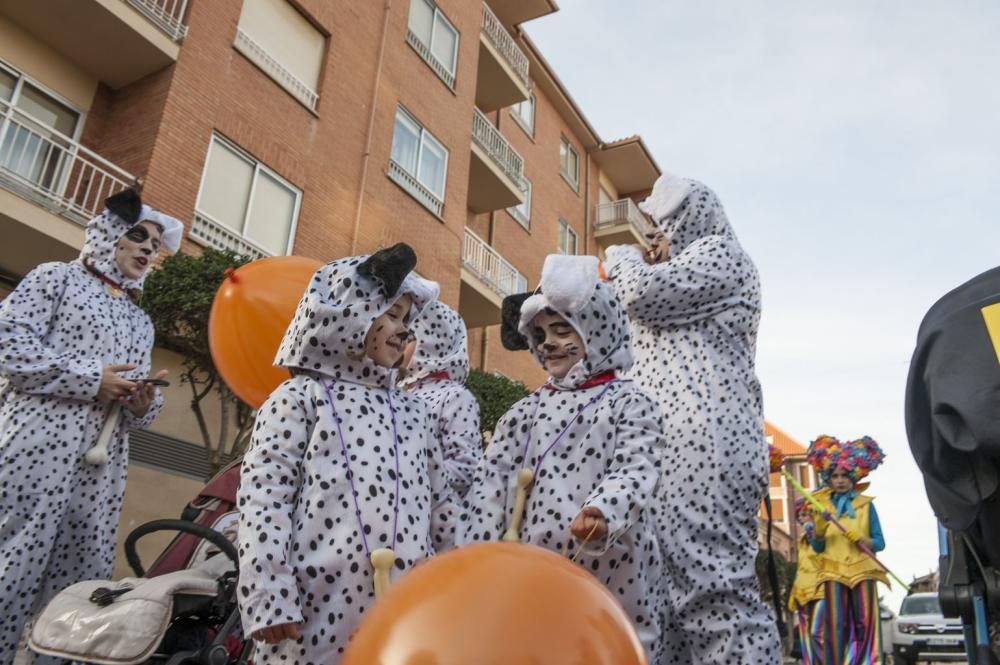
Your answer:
(202, 644), (230, 665)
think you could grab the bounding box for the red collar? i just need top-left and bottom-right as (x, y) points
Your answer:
(426, 371), (451, 382)
(94, 271), (124, 291)
(544, 370), (618, 391)
(87, 266), (126, 297)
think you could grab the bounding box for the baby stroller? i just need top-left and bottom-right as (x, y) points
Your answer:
(905, 265), (1000, 664)
(28, 461), (248, 665)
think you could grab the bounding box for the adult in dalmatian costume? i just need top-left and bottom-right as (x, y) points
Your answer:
(399, 299), (482, 497)
(236, 244), (456, 664)
(605, 175), (781, 664)
(460, 254), (665, 662)
(0, 189), (183, 664)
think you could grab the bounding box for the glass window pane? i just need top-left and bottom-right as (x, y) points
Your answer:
(238, 0), (324, 90)
(514, 96), (534, 131)
(199, 139), (255, 232)
(391, 111), (420, 174)
(16, 84), (79, 137)
(245, 170), (297, 255)
(0, 69), (16, 102)
(510, 177), (531, 223)
(408, 0), (434, 43)
(418, 132), (447, 198)
(431, 13), (458, 73)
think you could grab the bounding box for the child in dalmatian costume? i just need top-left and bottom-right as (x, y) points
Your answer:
(604, 175), (781, 664)
(399, 300), (482, 497)
(236, 244), (457, 664)
(459, 254), (665, 661)
(0, 189), (183, 664)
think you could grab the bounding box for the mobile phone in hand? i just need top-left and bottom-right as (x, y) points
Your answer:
(139, 378), (170, 387)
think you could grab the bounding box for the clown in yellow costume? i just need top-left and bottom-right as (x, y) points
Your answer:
(803, 435), (887, 665)
(789, 498), (827, 665)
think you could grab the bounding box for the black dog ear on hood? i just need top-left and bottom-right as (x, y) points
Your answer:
(500, 292), (534, 351)
(358, 243), (417, 298)
(104, 188), (143, 224)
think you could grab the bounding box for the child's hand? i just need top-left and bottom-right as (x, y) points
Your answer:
(125, 369), (167, 416)
(845, 529), (866, 546)
(254, 622), (302, 644)
(570, 506), (608, 542)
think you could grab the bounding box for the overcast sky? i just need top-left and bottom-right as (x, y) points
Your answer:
(528, 1), (1000, 610)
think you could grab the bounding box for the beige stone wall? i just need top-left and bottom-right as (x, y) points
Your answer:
(147, 347), (241, 447)
(0, 14), (97, 110)
(113, 464), (205, 578)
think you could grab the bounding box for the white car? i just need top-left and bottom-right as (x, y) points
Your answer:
(892, 592), (966, 664)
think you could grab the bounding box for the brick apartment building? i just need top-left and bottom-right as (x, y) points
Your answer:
(762, 421), (819, 562)
(0, 0), (662, 569)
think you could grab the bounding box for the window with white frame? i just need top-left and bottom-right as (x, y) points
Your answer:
(559, 136), (579, 189)
(389, 106), (449, 216)
(557, 218), (577, 255)
(193, 135), (301, 257)
(510, 94), (535, 135)
(235, 0), (325, 111)
(507, 176), (531, 228)
(406, 0), (459, 88)
(0, 61), (82, 189)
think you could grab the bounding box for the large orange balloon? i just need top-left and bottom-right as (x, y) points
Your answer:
(208, 255), (322, 409)
(342, 543), (647, 665)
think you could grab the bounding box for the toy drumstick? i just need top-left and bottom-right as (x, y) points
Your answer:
(370, 548), (395, 598)
(502, 468), (534, 543)
(85, 403), (122, 465)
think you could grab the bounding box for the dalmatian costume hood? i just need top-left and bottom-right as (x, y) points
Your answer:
(460, 255), (666, 661)
(237, 245), (457, 665)
(605, 176), (780, 664)
(0, 189), (181, 664)
(399, 300), (482, 497)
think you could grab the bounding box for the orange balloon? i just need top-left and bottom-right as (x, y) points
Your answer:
(208, 255), (322, 409)
(342, 543), (647, 665)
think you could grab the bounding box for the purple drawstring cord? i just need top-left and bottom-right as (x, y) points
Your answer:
(323, 380), (401, 557)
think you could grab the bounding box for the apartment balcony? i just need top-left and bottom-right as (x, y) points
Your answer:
(476, 3), (530, 112)
(0, 0), (185, 89)
(0, 99), (135, 278)
(460, 227), (527, 328)
(468, 108), (524, 213)
(485, 0), (557, 31)
(594, 198), (653, 250)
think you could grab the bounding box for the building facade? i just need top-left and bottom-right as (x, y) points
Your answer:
(0, 0), (661, 572)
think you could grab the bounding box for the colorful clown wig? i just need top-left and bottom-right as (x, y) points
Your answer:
(806, 435), (885, 484)
(768, 443), (786, 473)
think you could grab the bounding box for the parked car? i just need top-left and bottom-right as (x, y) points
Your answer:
(893, 592), (966, 664)
(880, 602), (895, 661)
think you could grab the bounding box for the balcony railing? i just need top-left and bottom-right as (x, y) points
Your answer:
(190, 210), (269, 260)
(0, 100), (135, 225)
(127, 0), (189, 42)
(481, 4), (530, 89)
(472, 108), (523, 186)
(406, 29), (456, 89)
(388, 159), (444, 217)
(462, 227), (527, 298)
(596, 198), (652, 236)
(234, 28), (320, 111)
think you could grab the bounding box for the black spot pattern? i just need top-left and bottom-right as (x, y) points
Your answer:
(606, 179), (780, 664)
(400, 301), (481, 497)
(459, 275), (666, 662)
(236, 256), (455, 664)
(0, 207), (163, 663)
